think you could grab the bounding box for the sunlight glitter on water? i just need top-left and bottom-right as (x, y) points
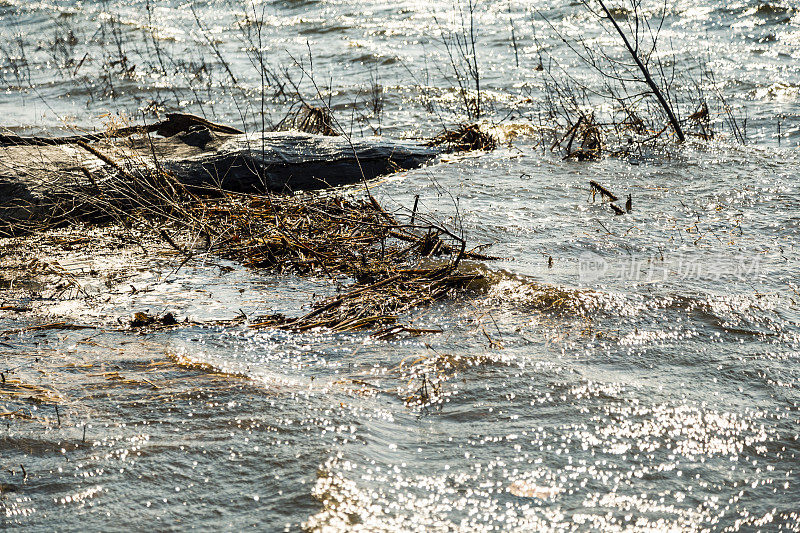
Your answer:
(1, 0), (799, 529)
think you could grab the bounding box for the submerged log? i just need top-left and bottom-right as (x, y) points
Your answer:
(0, 128), (439, 236)
(156, 131), (438, 193)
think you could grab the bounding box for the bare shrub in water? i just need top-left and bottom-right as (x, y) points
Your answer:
(530, 0), (746, 157)
(428, 123), (497, 153)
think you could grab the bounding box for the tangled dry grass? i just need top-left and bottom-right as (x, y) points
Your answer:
(428, 123), (497, 152)
(183, 192), (497, 333)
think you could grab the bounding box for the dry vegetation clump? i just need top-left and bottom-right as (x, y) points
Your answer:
(555, 114), (602, 161)
(428, 123), (497, 153)
(185, 192), (496, 332)
(282, 104), (339, 136)
(66, 178), (494, 334)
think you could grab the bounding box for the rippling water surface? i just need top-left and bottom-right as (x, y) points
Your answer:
(1, 0), (799, 530)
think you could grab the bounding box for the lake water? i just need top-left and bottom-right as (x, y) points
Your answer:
(1, 0), (799, 530)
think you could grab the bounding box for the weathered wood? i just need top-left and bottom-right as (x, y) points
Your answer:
(0, 113), (243, 147)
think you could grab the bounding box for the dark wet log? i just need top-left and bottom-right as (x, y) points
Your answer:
(0, 131), (108, 147)
(160, 132), (438, 193)
(0, 129), (438, 236)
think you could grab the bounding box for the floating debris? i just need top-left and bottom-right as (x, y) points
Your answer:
(179, 192), (495, 333)
(129, 311), (179, 329)
(507, 480), (562, 499)
(589, 180), (619, 202)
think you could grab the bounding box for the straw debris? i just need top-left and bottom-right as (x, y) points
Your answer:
(187, 192), (493, 332)
(286, 104), (339, 136)
(428, 123), (497, 152)
(0, 377), (63, 405)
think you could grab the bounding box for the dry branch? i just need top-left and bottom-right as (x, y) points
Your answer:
(0, 113), (243, 147)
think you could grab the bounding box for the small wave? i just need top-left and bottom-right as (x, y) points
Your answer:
(472, 266), (642, 317)
(753, 82), (800, 102)
(470, 265), (795, 341)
